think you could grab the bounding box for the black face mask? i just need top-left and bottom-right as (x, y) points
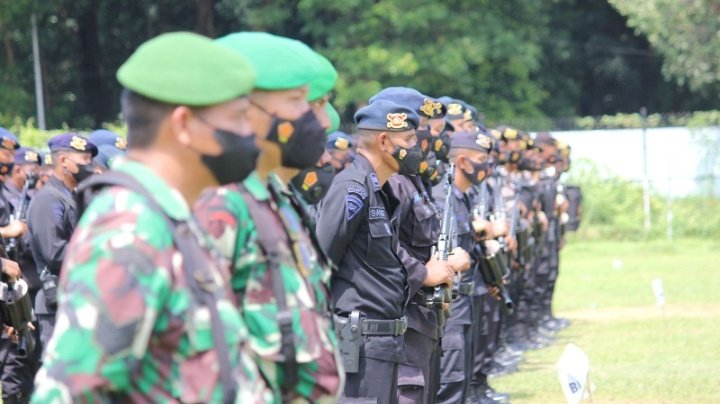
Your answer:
(390, 142), (424, 176)
(416, 128), (433, 158)
(72, 163), (94, 184)
(0, 162), (14, 176)
(263, 107), (326, 169)
(201, 129), (260, 185)
(290, 163), (336, 205)
(497, 152), (508, 165)
(420, 151), (443, 186)
(463, 159), (490, 185)
(432, 131), (452, 163)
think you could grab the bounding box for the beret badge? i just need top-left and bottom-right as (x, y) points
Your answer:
(420, 99), (442, 117)
(476, 134), (493, 149)
(70, 136), (87, 151)
(25, 151), (39, 163)
(115, 137), (128, 150)
(463, 109), (473, 121)
(447, 103), (463, 116)
(334, 138), (350, 150)
(386, 113), (409, 130)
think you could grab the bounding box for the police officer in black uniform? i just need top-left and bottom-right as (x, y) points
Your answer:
(369, 87), (473, 404)
(0, 129), (35, 404)
(27, 133), (97, 355)
(317, 99), (420, 404)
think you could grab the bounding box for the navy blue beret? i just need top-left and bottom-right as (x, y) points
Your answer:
(354, 99), (420, 132)
(89, 129), (127, 150)
(326, 131), (354, 151)
(369, 87), (445, 119)
(451, 130), (494, 153)
(48, 133), (98, 157)
(465, 104), (479, 122)
(438, 96), (466, 120)
(0, 127), (20, 150)
(14, 147), (40, 165)
(94, 144), (125, 169)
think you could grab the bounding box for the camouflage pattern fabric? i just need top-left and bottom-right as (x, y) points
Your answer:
(195, 172), (342, 404)
(32, 160), (271, 403)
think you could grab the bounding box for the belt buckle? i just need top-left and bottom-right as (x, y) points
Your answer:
(395, 316), (407, 335)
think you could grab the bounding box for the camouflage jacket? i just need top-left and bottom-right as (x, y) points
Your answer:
(195, 172), (342, 404)
(32, 160), (271, 403)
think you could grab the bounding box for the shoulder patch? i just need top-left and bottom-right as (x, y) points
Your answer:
(369, 173), (380, 189)
(346, 185), (368, 200)
(345, 194), (364, 221)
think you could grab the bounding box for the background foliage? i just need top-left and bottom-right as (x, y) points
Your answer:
(566, 158), (720, 240)
(2, 0), (720, 131)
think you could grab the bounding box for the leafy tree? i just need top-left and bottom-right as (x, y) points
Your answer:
(609, 0), (720, 91)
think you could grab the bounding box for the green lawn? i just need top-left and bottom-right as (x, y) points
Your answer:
(493, 238), (720, 404)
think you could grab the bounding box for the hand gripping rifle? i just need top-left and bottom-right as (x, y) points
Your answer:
(428, 163), (456, 322)
(480, 240), (514, 315)
(6, 173), (38, 261)
(0, 237), (35, 358)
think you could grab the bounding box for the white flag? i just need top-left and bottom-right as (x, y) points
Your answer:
(557, 343), (589, 404)
(651, 278), (665, 307)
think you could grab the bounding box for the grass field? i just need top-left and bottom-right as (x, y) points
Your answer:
(493, 238), (720, 404)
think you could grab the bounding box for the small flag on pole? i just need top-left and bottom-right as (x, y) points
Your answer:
(651, 278), (665, 307)
(557, 343), (590, 404)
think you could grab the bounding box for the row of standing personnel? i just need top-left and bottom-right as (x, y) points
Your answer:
(0, 31), (582, 403)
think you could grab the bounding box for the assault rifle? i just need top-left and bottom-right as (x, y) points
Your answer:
(428, 163), (456, 326)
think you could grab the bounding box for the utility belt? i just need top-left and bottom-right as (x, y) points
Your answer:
(39, 267), (59, 309)
(333, 311), (407, 373)
(454, 281), (475, 296)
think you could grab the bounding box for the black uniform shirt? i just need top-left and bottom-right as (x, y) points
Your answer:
(388, 174), (441, 338)
(27, 176), (78, 275)
(317, 153), (408, 320)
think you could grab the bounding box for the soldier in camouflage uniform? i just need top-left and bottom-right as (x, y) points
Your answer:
(32, 32), (270, 403)
(195, 32), (342, 403)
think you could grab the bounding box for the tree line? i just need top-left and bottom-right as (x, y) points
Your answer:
(1, 0), (719, 130)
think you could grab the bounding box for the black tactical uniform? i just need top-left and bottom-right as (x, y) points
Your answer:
(387, 173), (441, 404)
(27, 176), (78, 353)
(0, 182), (35, 403)
(317, 153), (408, 404)
(431, 181), (478, 404)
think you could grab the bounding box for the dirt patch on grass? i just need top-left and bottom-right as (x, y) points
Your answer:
(562, 303), (720, 322)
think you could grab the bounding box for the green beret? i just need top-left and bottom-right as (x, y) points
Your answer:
(117, 32), (255, 106)
(216, 32), (317, 91)
(326, 103), (340, 134)
(308, 53), (338, 101)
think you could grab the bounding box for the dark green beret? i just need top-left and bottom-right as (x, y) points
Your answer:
(308, 52), (338, 101)
(117, 32), (255, 106)
(216, 32), (318, 91)
(326, 103), (341, 134)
